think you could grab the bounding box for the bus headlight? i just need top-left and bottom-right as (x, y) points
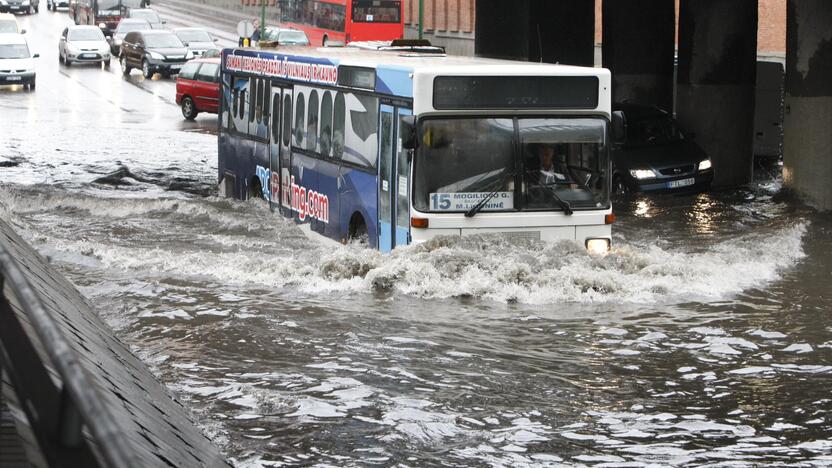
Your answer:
(586, 238), (611, 255)
(698, 159), (712, 171)
(98, 22), (106, 29)
(629, 169), (657, 179)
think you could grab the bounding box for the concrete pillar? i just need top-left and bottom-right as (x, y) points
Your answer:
(475, 0), (594, 66)
(676, 0), (758, 188)
(602, 0), (675, 111)
(783, 1), (832, 210)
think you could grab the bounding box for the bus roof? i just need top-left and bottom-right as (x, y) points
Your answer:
(227, 43), (608, 77)
(223, 44), (611, 115)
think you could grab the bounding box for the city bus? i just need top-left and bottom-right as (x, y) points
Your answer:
(276, 0), (402, 46)
(73, 0), (144, 35)
(218, 42), (619, 253)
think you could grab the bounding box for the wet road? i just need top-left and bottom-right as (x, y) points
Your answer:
(3, 11), (832, 467)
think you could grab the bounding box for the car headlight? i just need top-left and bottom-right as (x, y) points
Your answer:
(0, 1), (8, 6)
(148, 51), (164, 60)
(22, 0), (30, 5)
(185, 50), (194, 59)
(698, 159), (712, 171)
(586, 238), (611, 256)
(629, 169), (657, 180)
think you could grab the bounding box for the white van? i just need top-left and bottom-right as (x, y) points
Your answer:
(0, 33), (37, 90)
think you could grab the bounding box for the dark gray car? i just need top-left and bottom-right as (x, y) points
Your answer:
(611, 103), (714, 194)
(120, 29), (191, 79)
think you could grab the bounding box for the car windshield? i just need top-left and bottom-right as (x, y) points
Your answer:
(144, 33), (183, 48)
(0, 21), (17, 34)
(626, 114), (684, 147)
(0, 43), (29, 59)
(131, 10), (160, 22)
(277, 30), (309, 44)
(68, 28), (104, 41)
(413, 117), (609, 213)
(176, 30), (211, 43)
(117, 20), (149, 33)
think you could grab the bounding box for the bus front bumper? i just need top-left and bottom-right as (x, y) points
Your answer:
(408, 211), (613, 252)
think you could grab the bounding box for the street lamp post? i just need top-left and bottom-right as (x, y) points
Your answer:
(260, 0), (266, 41)
(418, 0), (423, 40)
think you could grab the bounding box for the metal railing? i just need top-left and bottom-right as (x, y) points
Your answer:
(0, 242), (141, 468)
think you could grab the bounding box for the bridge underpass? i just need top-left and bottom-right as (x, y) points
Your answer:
(475, 0), (832, 211)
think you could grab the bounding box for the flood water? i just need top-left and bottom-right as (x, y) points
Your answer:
(4, 11), (832, 467)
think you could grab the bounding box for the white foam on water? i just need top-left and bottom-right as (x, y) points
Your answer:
(15, 188), (809, 304)
(748, 329), (787, 339)
(782, 343), (813, 354)
(288, 398), (346, 418)
(138, 308), (192, 320)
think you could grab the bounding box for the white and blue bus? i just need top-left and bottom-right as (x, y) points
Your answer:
(218, 42), (619, 253)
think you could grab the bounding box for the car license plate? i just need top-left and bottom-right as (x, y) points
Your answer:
(667, 177), (695, 189)
(81, 53), (96, 58)
(5, 76), (21, 81)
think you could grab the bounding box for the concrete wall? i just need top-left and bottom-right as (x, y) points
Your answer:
(783, 0), (832, 210)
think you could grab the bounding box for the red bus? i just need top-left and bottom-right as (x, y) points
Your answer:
(277, 0), (402, 46)
(72, 0), (144, 36)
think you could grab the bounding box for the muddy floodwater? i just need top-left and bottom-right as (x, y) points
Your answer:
(3, 11), (832, 466)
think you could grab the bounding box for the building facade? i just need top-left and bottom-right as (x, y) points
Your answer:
(404, 0), (786, 58)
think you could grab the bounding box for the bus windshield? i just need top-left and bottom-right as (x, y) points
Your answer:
(97, 0), (120, 14)
(413, 117), (609, 213)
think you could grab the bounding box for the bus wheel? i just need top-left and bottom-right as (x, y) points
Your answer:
(349, 214), (368, 245)
(322, 35), (328, 47)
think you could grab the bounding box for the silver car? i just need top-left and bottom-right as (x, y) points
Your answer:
(59, 25), (110, 67)
(107, 18), (150, 56)
(173, 27), (218, 57)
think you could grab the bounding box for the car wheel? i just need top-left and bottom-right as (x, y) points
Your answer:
(28, 5), (34, 13)
(103, 59), (110, 68)
(120, 57), (131, 75)
(141, 59), (152, 79)
(181, 96), (198, 120)
(65, 57), (72, 67)
(28, 79), (36, 91)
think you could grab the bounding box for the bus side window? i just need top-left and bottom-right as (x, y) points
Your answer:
(249, 79), (257, 126)
(232, 88), (238, 120)
(254, 79), (263, 125)
(282, 93), (292, 147)
(263, 81), (271, 129)
(271, 93), (280, 143)
(332, 92), (345, 159)
(293, 92), (306, 147)
(307, 90), (319, 152)
(239, 89), (246, 126)
(320, 91), (333, 157)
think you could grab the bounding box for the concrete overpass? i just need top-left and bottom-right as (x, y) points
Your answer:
(475, 0), (832, 210)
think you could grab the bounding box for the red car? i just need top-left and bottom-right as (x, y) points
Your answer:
(175, 57), (219, 120)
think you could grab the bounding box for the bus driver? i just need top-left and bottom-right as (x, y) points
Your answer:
(532, 143), (568, 186)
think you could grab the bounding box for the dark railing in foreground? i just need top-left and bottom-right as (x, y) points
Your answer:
(0, 220), (231, 468)
(0, 242), (139, 467)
